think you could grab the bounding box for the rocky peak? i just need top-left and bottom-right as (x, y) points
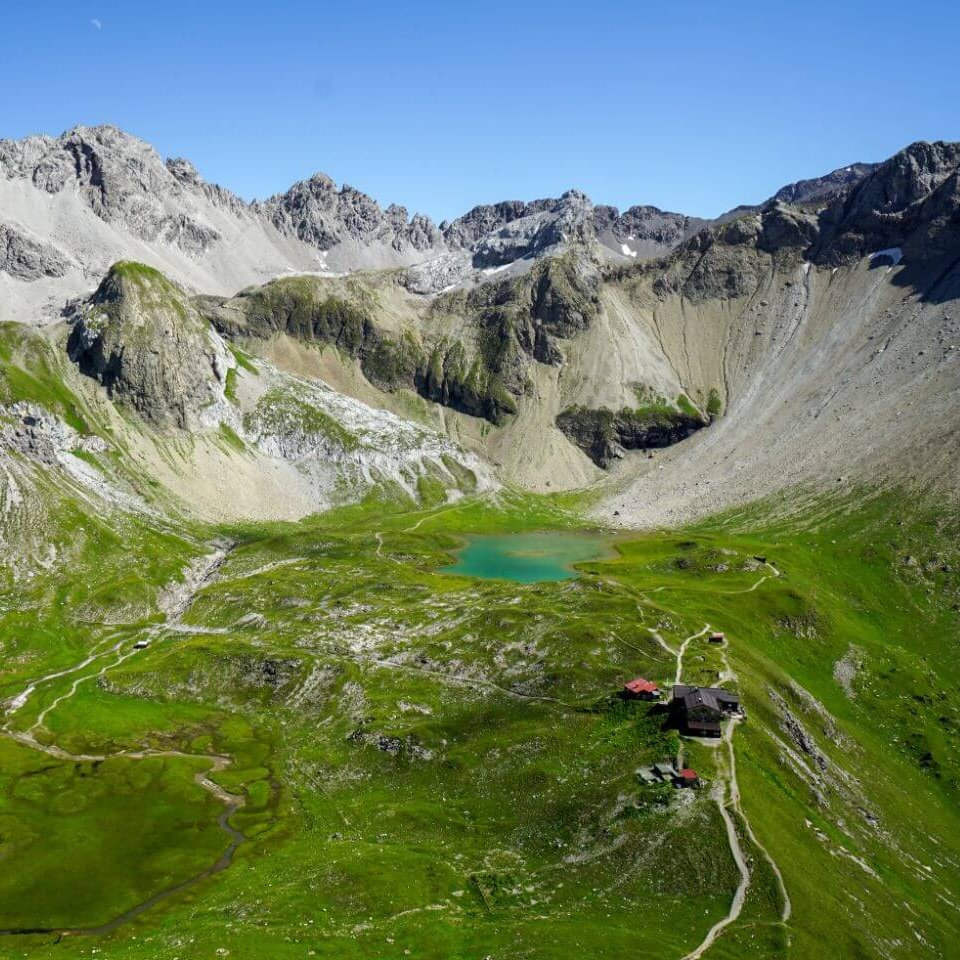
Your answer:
(442, 199), (556, 249)
(659, 141), (960, 275)
(813, 140), (960, 264)
(260, 174), (442, 254)
(1, 125), (170, 217)
(593, 204), (710, 258)
(165, 156), (204, 187)
(451, 190), (596, 269)
(771, 162), (879, 206)
(712, 161), (880, 227)
(68, 261), (231, 429)
(0, 125), (224, 255)
(836, 141), (959, 214)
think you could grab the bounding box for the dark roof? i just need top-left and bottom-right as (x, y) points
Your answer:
(672, 685), (739, 712)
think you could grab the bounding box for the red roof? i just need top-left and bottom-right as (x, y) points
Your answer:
(679, 768), (699, 780)
(710, 632), (725, 639)
(624, 678), (659, 694)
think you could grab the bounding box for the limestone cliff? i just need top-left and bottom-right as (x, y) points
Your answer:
(69, 261), (230, 429)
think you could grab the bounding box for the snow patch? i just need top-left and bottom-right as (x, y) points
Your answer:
(620, 243), (637, 259)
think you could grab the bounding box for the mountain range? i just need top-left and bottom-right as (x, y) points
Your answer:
(3, 124), (960, 959)
(3, 124), (956, 528)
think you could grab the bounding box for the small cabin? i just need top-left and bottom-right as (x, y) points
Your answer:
(133, 640), (151, 650)
(674, 768), (700, 789)
(671, 685), (740, 738)
(708, 632), (725, 644)
(623, 677), (660, 701)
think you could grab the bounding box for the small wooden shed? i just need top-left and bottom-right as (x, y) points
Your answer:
(623, 678), (660, 701)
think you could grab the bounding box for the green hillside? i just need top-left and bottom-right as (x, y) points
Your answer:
(2, 488), (958, 958)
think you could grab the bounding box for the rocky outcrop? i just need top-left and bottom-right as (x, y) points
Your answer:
(812, 140), (960, 265)
(69, 261), (230, 428)
(640, 216), (773, 304)
(445, 253), (602, 388)
(556, 403), (706, 467)
(632, 199), (820, 306)
(259, 173), (443, 254)
(442, 199), (555, 249)
(593, 204), (710, 258)
(204, 276), (517, 424)
(0, 403), (106, 466)
(0, 126), (224, 256)
(713, 161), (879, 225)
(675, 143), (960, 272)
(456, 191), (594, 268)
(771, 162), (879, 206)
(206, 250), (604, 427)
(0, 223), (70, 280)
(400, 253), (473, 295)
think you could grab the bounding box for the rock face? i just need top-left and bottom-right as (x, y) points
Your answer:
(204, 252), (606, 429)
(205, 276), (518, 424)
(3, 124), (691, 314)
(812, 141), (960, 264)
(593, 205), (710, 259)
(444, 191), (595, 268)
(556, 404), (707, 467)
(0, 123), (922, 328)
(770, 162), (879, 205)
(659, 142), (960, 275)
(0, 223), (69, 280)
(0, 126), (223, 255)
(714, 161), (880, 224)
(4, 128), (960, 513)
(0, 402), (106, 466)
(259, 173), (443, 254)
(69, 261), (230, 428)
(596, 140), (960, 527)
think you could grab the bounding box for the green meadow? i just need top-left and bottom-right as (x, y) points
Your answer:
(1, 488), (959, 958)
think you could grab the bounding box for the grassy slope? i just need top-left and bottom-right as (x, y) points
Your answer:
(0, 488), (958, 958)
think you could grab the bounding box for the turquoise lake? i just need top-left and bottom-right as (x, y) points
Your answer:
(440, 532), (616, 583)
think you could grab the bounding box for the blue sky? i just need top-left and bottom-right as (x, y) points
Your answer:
(3, 1), (957, 221)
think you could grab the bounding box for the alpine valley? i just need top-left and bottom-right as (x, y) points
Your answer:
(1, 125), (960, 960)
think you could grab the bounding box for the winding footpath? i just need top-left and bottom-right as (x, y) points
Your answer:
(650, 563), (791, 960)
(0, 542), (245, 939)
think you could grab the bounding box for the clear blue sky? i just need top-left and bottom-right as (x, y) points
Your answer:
(3, 0), (957, 222)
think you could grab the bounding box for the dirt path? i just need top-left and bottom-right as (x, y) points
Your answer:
(717, 649), (792, 926)
(216, 556), (306, 585)
(30, 645), (137, 734)
(682, 720), (751, 960)
(647, 624), (711, 686)
(662, 568), (791, 958)
(402, 490), (495, 532)
(669, 634), (751, 960)
(0, 541), (245, 939)
(714, 562), (782, 595)
(4, 634), (123, 714)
